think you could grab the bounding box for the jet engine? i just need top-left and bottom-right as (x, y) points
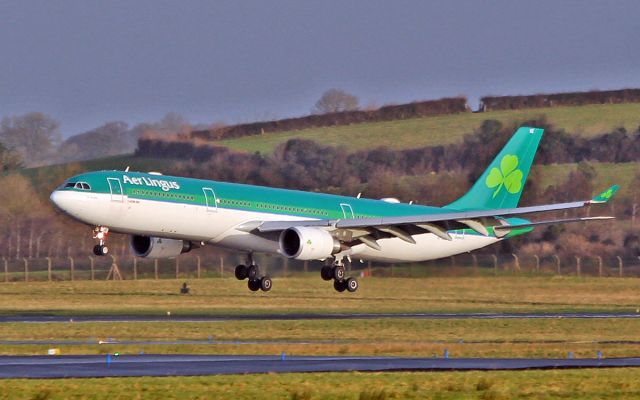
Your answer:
(129, 235), (193, 259)
(279, 227), (340, 260)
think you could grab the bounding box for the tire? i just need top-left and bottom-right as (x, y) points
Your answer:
(260, 276), (272, 292)
(333, 265), (345, 281)
(235, 264), (247, 280)
(248, 279), (260, 291)
(346, 277), (358, 293)
(320, 266), (333, 281)
(247, 265), (259, 280)
(93, 245), (102, 256)
(101, 245), (109, 255)
(333, 279), (347, 293)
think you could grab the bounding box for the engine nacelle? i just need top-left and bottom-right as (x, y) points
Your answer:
(279, 227), (340, 260)
(129, 235), (192, 259)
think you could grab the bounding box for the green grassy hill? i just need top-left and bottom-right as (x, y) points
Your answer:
(217, 103), (640, 153)
(21, 102), (640, 202)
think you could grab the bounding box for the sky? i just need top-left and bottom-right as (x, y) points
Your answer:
(1, 0), (639, 137)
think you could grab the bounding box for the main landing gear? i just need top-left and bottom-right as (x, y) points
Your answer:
(235, 254), (272, 292)
(92, 226), (109, 256)
(321, 260), (358, 293)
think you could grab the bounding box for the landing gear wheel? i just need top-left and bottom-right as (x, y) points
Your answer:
(333, 279), (347, 292)
(92, 226), (110, 256)
(247, 265), (259, 280)
(235, 264), (247, 280)
(321, 266), (333, 281)
(333, 265), (345, 281)
(248, 279), (261, 291)
(260, 276), (272, 292)
(93, 244), (108, 256)
(346, 277), (358, 293)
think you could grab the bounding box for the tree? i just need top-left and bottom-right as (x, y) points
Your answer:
(312, 89), (359, 114)
(0, 142), (22, 171)
(0, 112), (61, 165)
(0, 174), (42, 258)
(156, 112), (191, 136)
(58, 121), (131, 162)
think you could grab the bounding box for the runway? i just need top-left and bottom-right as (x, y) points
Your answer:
(1, 354), (639, 378)
(1, 312), (639, 323)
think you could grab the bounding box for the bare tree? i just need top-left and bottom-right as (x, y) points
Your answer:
(312, 89), (359, 114)
(0, 142), (22, 171)
(0, 112), (61, 166)
(0, 174), (42, 258)
(58, 121), (130, 162)
(156, 112), (191, 136)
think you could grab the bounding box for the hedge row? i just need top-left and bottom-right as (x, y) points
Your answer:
(138, 119), (640, 174)
(479, 88), (640, 111)
(191, 97), (469, 141)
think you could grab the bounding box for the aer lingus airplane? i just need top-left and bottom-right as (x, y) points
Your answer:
(50, 126), (618, 293)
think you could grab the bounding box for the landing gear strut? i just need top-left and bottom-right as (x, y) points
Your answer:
(322, 260), (358, 293)
(235, 253), (271, 292)
(92, 226), (109, 256)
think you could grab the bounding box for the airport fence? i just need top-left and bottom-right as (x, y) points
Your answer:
(0, 252), (639, 282)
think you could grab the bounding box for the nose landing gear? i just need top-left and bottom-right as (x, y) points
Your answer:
(321, 260), (358, 293)
(235, 253), (272, 292)
(92, 226), (110, 256)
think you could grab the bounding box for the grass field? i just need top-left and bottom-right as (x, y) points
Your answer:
(2, 277), (640, 359)
(2, 317), (640, 359)
(4, 369), (640, 399)
(2, 276), (640, 316)
(3, 277), (640, 398)
(216, 103), (640, 153)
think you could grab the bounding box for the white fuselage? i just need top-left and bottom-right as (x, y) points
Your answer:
(51, 190), (501, 263)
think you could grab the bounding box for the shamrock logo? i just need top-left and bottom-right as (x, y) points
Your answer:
(485, 154), (523, 198)
(600, 188), (613, 200)
(307, 239), (313, 245)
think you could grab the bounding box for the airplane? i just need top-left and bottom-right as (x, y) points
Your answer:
(50, 126), (618, 293)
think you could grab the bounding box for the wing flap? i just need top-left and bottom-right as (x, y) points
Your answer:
(493, 216), (615, 231)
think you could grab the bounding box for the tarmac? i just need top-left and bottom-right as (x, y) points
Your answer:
(1, 354), (639, 378)
(1, 312), (639, 323)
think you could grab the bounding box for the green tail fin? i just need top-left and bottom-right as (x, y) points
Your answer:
(445, 126), (544, 210)
(591, 185), (619, 203)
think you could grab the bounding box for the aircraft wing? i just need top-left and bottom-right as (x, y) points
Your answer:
(258, 185), (619, 235)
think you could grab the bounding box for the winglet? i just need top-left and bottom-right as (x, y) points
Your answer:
(591, 185), (620, 204)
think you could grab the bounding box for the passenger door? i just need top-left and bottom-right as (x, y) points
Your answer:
(340, 203), (354, 219)
(203, 187), (218, 212)
(107, 178), (124, 202)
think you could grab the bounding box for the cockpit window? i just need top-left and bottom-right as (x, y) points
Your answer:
(62, 181), (91, 190)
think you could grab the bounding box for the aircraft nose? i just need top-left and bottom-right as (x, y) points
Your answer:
(50, 190), (64, 210)
(50, 189), (77, 213)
